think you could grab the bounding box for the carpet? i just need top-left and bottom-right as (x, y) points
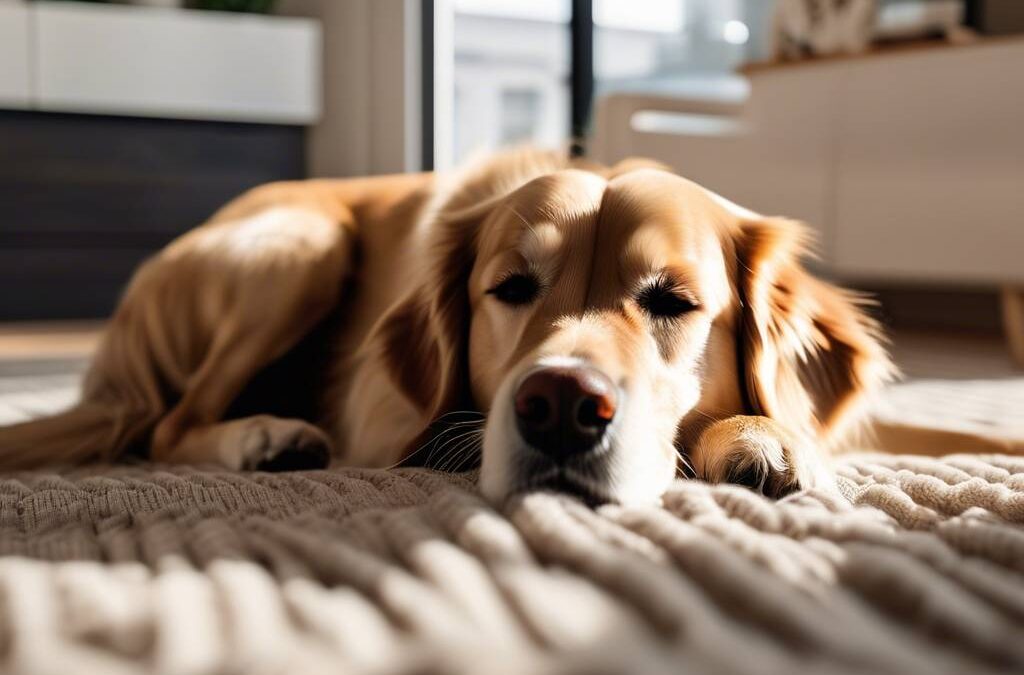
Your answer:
(0, 456), (1022, 675)
(1, 363), (1023, 674)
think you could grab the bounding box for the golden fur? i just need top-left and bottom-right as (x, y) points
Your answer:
(0, 149), (898, 504)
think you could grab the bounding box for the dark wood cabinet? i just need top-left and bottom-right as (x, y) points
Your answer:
(0, 111), (305, 320)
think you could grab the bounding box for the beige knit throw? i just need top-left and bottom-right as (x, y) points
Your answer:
(0, 454), (1022, 675)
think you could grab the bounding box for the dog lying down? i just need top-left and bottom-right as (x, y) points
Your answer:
(0, 149), (898, 505)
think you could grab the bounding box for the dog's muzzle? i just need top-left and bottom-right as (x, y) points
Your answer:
(513, 366), (616, 460)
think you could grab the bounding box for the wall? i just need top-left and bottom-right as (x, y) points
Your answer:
(279, 0), (422, 177)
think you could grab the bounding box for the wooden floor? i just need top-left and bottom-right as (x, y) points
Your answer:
(0, 321), (104, 363)
(889, 329), (1021, 380)
(1, 322), (1021, 448)
(0, 321), (1019, 381)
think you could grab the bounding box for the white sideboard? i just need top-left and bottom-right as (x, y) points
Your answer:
(594, 38), (1024, 284)
(0, 1), (320, 124)
(830, 42), (1022, 285)
(0, 3), (30, 108)
(0, 1), (322, 321)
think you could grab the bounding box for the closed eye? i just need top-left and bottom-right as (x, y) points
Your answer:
(486, 273), (540, 306)
(637, 278), (700, 318)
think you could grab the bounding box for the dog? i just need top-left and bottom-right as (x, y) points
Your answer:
(0, 149), (896, 505)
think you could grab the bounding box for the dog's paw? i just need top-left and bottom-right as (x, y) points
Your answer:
(692, 416), (836, 498)
(716, 435), (802, 499)
(238, 416), (333, 472)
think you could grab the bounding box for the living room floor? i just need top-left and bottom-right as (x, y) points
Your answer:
(1, 322), (1022, 443)
(1, 321), (1018, 377)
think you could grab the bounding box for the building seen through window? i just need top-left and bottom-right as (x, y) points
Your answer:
(451, 0), (764, 163)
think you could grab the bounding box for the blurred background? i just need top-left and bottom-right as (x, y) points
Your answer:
(0, 0), (1022, 382)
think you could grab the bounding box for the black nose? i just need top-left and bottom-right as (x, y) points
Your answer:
(514, 366), (617, 459)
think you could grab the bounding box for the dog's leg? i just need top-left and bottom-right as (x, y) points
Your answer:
(154, 415), (332, 470)
(690, 416), (837, 498)
(148, 206), (355, 468)
(149, 312), (330, 466)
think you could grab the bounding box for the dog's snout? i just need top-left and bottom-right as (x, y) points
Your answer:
(514, 367), (617, 459)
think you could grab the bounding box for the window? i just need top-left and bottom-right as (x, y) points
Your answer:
(594, 0), (760, 102)
(448, 0), (571, 164)
(433, 0), (766, 168)
(501, 88), (543, 144)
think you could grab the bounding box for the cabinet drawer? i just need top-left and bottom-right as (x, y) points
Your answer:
(34, 2), (321, 124)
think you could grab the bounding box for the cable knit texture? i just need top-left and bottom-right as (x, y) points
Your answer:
(0, 455), (1022, 675)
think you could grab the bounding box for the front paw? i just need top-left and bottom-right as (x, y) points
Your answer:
(692, 416), (835, 498)
(239, 416), (333, 472)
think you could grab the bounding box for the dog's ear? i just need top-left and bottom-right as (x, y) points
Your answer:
(370, 198), (497, 458)
(735, 217), (894, 443)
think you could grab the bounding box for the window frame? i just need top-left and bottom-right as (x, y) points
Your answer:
(422, 0), (596, 170)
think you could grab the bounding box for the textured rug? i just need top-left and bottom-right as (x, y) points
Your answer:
(1, 358), (1024, 674)
(1, 456), (1023, 675)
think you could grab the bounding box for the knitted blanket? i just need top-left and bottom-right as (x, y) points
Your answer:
(1, 456), (1022, 675)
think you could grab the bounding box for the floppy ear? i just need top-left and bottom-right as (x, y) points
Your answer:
(735, 217), (895, 444)
(369, 199), (496, 460)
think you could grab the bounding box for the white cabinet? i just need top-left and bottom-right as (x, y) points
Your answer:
(0, 1), (321, 124)
(593, 38), (1024, 286)
(832, 41), (1024, 285)
(0, 2), (30, 108)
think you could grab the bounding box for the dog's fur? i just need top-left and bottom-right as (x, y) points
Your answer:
(0, 149), (897, 504)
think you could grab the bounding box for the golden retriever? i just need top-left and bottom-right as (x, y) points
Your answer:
(0, 149), (896, 504)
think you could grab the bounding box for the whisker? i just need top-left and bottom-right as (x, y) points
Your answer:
(426, 426), (481, 467)
(675, 447), (696, 478)
(429, 410), (486, 424)
(428, 428), (483, 469)
(455, 435), (484, 471)
(389, 431), (450, 470)
(440, 441), (482, 474)
(689, 408), (720, 423)
(384, 411), (484, 469)
(434, 430), (483, 473)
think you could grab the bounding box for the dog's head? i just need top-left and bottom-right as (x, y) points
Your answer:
(374, 153), (890, 505)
